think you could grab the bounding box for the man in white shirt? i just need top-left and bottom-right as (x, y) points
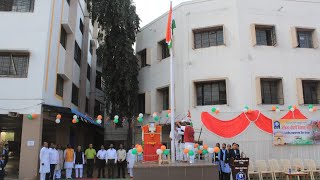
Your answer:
(39, 142), (50, 180)
(96, 145), (107, 178)
(105, 144), (117, 179)
(170, 125), (182, 161)
(49, 143), (59, 180)
(117, 144), (127, 178)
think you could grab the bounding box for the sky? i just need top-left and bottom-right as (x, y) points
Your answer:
(133, 0), (190, 27)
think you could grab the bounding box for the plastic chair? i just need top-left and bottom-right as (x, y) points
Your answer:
(304, 159), (320, 180)
(280, 159), (291, 172)
(256, 160), (274, 180)
(248, 161), (260, 180)
(269, 159), (285, 180)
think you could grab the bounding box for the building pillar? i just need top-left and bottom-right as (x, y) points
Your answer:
(19, 114), (43, 180)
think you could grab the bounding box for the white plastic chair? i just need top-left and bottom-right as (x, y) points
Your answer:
(248, 161), (260, 180)
(304, 159), (320, 180)
(280, 159), (291, 172)
(269, 159), (284, 180)
(256, 160), (274, 180)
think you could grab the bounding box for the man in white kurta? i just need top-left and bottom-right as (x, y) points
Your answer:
(126, 145), (136, 178)
(54, 145), (64, 179)
(39, 142), (50, 180)
(170, 126), (182, 161)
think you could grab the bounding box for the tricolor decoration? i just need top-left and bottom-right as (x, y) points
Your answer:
(271, 106), (281, 113)
(96, 115), (103, 124)
(27, 114), (38, 120)
(211, 107), (220, 114)
(114, 115), (119, 123)
(308, 105), (317, 112)
(153, 112), (159, 121)
(55, 114), (62, 124)
(137, 113), (144, 123)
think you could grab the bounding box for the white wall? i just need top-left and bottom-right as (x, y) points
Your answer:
(137, 0), (320, 162)
(0, 0), (53, 114)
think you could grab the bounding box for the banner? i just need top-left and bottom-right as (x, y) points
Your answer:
(273, 119), (320, 145)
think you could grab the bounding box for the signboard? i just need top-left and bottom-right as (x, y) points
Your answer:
(273, 119), (320, 145)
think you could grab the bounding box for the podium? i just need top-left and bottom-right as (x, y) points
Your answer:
(230, 158), (249, 180)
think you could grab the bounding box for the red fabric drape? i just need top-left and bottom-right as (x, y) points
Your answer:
(201, 110), (273, 138)
(281, 109), (307, 119)
(143, 144), (161, 162)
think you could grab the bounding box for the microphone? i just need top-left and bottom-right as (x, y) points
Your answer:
(241, 152), (247, 158)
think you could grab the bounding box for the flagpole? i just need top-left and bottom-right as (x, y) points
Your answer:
(170, 47), (175, 163)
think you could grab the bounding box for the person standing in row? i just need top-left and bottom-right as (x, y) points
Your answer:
(54, 145), (64, 180)
(3, 144), (8, 168)
(126, 145), (136, 179)
(64, 144), (74, 179)
(74, 146), (85, 179)
(170, 125), (182, 161)
(230, 143), (240, 159)
(117, 144), (126, 178)
(39, 142), (50, 180)
(177, 119), (195, 163)
(48, 143), (59, 180)
(106, 144), (117, 179)
(85, 144), (96, 178)
(96, 145), (107, 178)
(0, 155), (5, 180)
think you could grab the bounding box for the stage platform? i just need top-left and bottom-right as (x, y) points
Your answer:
(134, 160), (219, 180)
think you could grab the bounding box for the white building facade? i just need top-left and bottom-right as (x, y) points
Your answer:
(0, 0), (104, 178)
(136, 0), (320, 162)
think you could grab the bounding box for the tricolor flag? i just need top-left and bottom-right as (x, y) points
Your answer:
(166, 1), (176, 49)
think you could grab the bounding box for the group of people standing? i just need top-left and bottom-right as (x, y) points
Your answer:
(213, 143), (241, 180)
(39, 142), (136, 180)
(170, 119), (195, 163)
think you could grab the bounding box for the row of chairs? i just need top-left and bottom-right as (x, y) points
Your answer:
(248, 159), (320, 180)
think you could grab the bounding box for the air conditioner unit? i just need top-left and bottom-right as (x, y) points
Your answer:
(8, 112), (19, 117)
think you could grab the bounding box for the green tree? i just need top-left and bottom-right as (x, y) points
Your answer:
(90, 0), (140, 118)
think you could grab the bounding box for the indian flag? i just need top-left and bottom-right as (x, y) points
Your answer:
(166, 1), (176, 49)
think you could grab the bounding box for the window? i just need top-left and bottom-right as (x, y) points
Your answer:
(89, 41), (93, 55)
(96, 71), (102, 90)
(94, 100), (102, 117)
(196, 80), (227, 106)
(79, 19), (84, 34)
(255, 25), (276, 46)
(0, 0), (34, 12)
(87, 64), (91, 81)
(74, 41), (81, 66)
(194, 26), (224, 49)
(85, 98), (89, 113)
(302, 80), (320, 104)
(56, 75), (64, 97)
(138, 49), (147, 68)
(66, 0), (70, 5)
(60, 27), (67, 49)
(138, 94), (145, 114)
(71, 84), (79, 106)
(260, 78), (283, 104)
(158, 40), (170, 60)
(158, 87), (169, 110)
(297, 29), (313, 48)
(0, 52), (29, 78)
